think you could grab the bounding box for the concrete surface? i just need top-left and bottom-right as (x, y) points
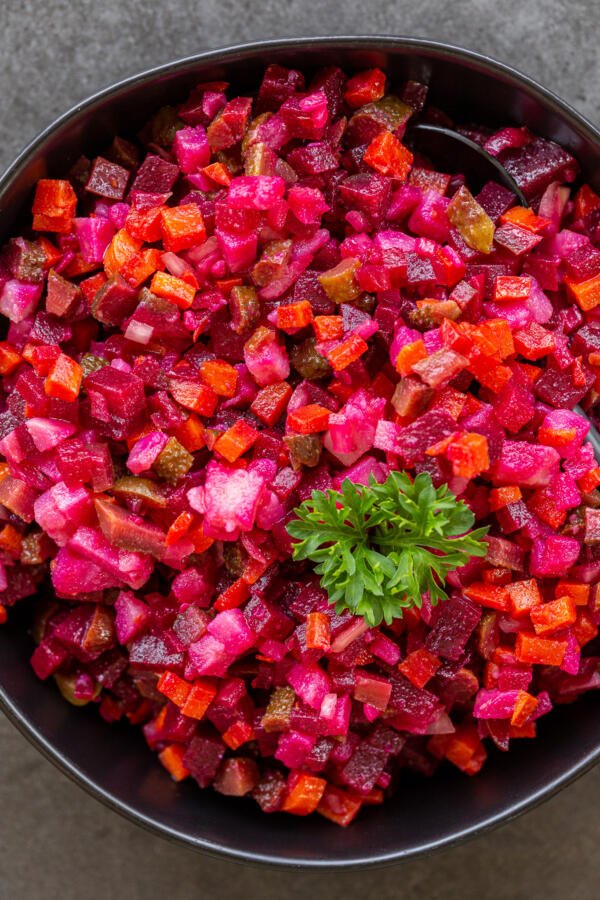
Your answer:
(0, 1), (599, 897)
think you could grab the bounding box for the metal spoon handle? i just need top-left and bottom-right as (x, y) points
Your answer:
(407, 123), (529, 207)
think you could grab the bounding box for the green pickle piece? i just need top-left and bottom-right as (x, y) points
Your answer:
(148, 105), (185, 147)
(319, 257), (362, 304)
(111, 476), (167, 508)
(284, 434), (323, 471)
(54, 672), (101, 707)
(261, 686), (296, 732)
(252, 240), (292, 288)
(223, 542), (247, 578)
(80, 353), (109, 378)
(447, 185), (495, 254)
(230, 285), (261, 334)
(290, 336), (331, 379)
(153, 437), (194, 483)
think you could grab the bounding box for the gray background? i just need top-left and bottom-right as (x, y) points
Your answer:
(0, 1), (599, 897)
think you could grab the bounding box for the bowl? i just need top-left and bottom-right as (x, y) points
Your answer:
(0, 36), (599, 868)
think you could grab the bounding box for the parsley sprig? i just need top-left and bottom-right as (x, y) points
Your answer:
(287, 472), (489, 626)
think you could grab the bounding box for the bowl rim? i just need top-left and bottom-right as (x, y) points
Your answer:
(1, 34), (599, 869)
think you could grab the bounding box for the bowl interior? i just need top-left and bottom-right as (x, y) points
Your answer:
(1, 37), (599, 867)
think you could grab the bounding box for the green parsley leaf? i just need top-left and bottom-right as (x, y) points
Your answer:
(286, 471), (489, 626)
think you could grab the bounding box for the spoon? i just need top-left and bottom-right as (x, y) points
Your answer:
(406, 123), (529, 207)
(402, 123), (600, 460)
(404, 126), (600, 459)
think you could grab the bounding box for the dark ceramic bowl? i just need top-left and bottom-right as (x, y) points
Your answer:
(0, 36), (599, 869)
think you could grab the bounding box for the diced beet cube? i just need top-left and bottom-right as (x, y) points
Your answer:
(184, 732), (225, 787)
(85, 157), (130, 200)
(425, 595), (482, 660)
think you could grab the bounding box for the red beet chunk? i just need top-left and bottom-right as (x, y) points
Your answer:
(534, 364), (595, 408)
(128, 634), (185, 672)
(341, 743), (388, 794)
(131, 154), (179, 193)
(397, 410), (456, 466)
(501, 138), (578, 199)
(85, 157), (130, 200)
(425, 595), (481, 660)
(46, 269), (82, 317)
(184, 732), (225, 787)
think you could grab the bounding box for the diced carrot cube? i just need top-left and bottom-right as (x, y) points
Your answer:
(317, 785), (362, 827)
(511, 691), (539, 728)
(426, 433), (456, 457)
(0, 342), (22, 375)
(151, 271), (196, 309)
(398, 648), (441, 689)
(181, 678), (218, 719)
(530, 596), (577, 636)
(446, 432), (489, 478)
(578, 467), (600, 493)
(37, 237), (63, 269)
(313, 316), (343, 341)
(165, 511), (195, 547)
(306, 611), (331, 651)
(343, 68), (386, 107)
(276, 301), (314, 332)
(156, 671), (191, 707)
(287, 404), (331, 434)
(481, 567), (512, 586)
(0, 524), (23, 558)
(555, 582), (590, 606)
(125, 204), (164, 242)
(464, 582), (510, 612)
(44, 353), (82, 402)
(202, 162), (232, 186)
(481, 318), (515, 358)
(174, 413), (206, 453)
(221, 720), (254, 750)
(572, 610), (599, 647)
(574, 184), (600, 219)
(499, 207), (551, 232)
(444, 724), (486, 774)
(80, 272), (108, 304)
(489, 485), (522, 511)
(32, 179), (77, 233)
(363, 130), (414, 180)
(103, 229), (141, 277)
(158, 744), (190, 781)
(395, 339), (427, 376)
(473, 361), (513, 393)
(537, 426), (578, 449)
(215, 276), (243, 295)
(214, 419), (259, 462)
(214, 578), (250, 611)
(187, 522), (214, 554)
(493, 275), (532, 303)
(566, 273), (600, 311)
(509, 721), (536, 739)
(200, 359), (238, 397)
(169, 379), (218, 416)
(160, 204), (206, 253)
(507, 579), (542, 618)
(121, 247), (162, 288)
(282, 772), (327, 815)
(326, 334), (368, 371)
(515, 632), (567, 666)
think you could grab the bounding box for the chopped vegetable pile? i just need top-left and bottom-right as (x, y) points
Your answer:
(0, 64), (599, 826)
